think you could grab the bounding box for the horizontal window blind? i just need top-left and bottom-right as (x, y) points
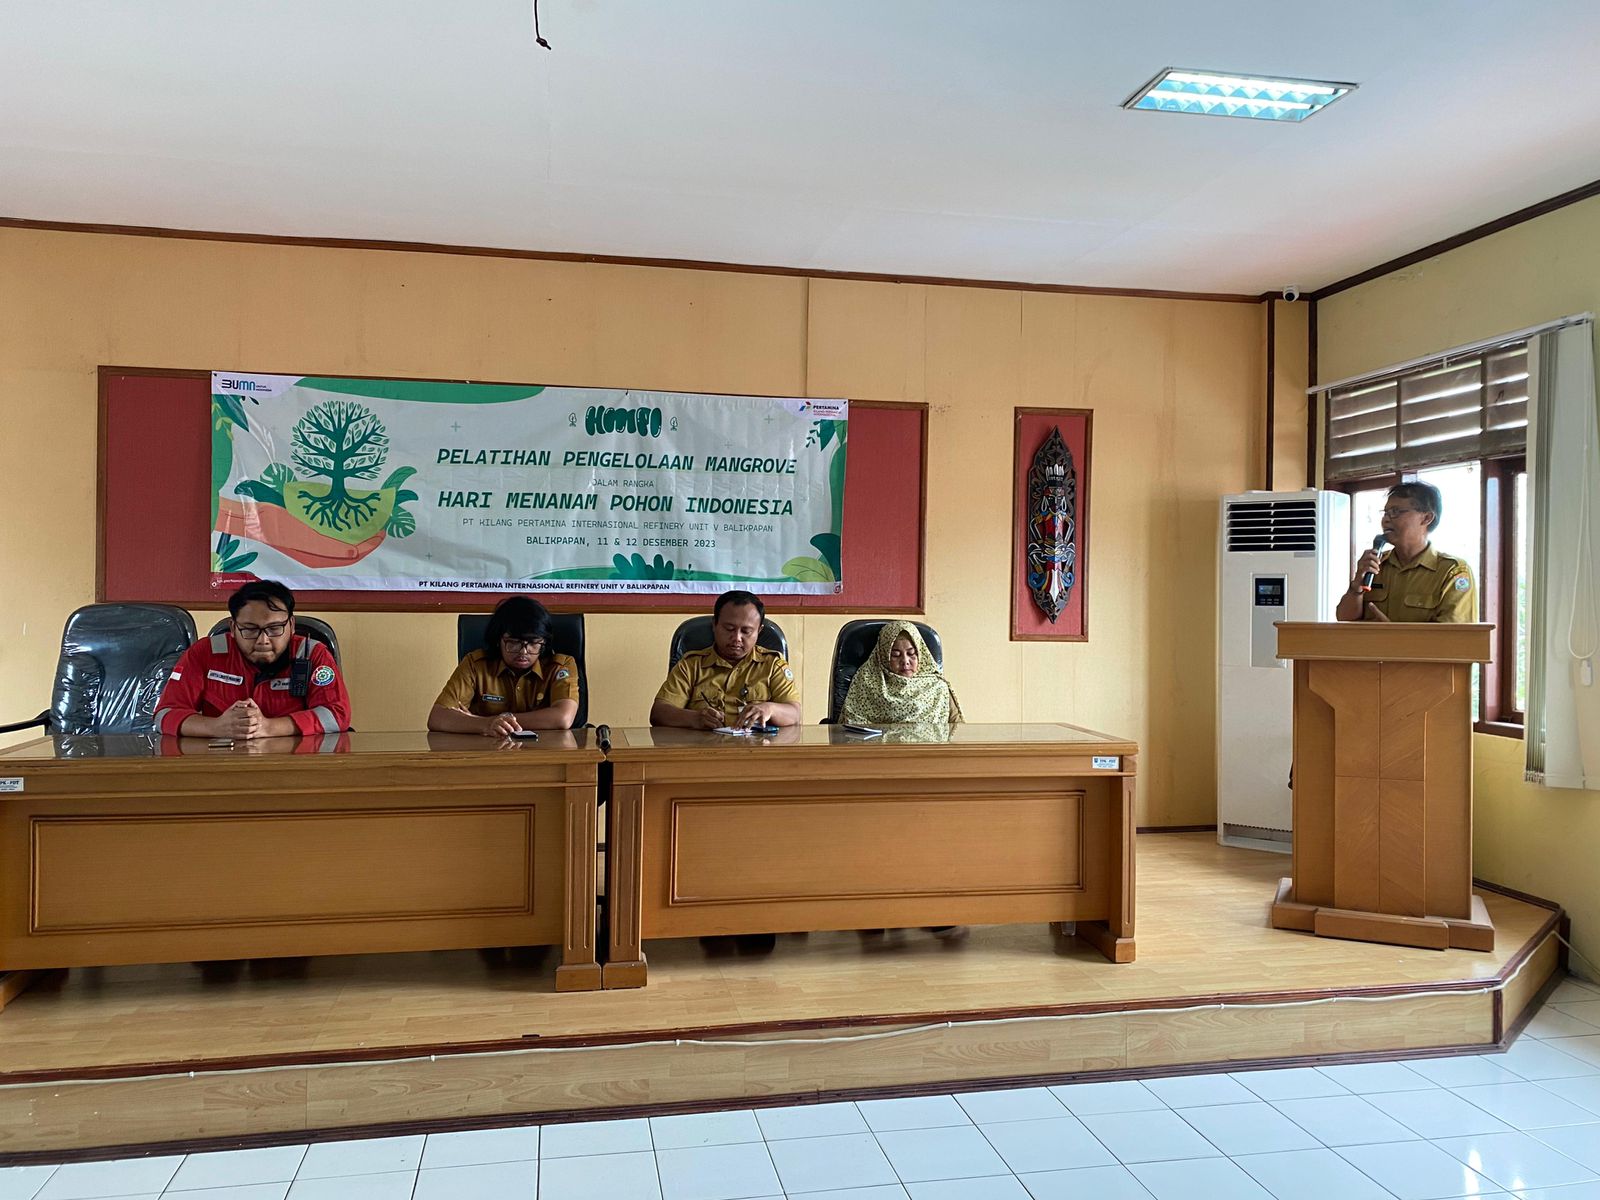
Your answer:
(1325, 343), (1527, 482)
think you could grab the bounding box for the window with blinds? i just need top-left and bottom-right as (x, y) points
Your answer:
(1324, 342), (1528, 482)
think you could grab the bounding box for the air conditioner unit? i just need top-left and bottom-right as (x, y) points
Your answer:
(1217, 488), (1350, 852)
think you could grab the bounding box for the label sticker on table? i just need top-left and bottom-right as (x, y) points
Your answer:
(0, 778), (22, 793)
(1091, 756), (1121, 770)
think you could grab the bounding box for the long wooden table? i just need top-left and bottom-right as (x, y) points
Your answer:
(0, 731), (604, 994)
(602, 723), (1139, 988)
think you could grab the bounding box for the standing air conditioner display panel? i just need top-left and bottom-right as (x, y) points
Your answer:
(1217, 489), (1349, 852)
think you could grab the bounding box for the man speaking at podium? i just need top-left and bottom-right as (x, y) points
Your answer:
(154, 580), (351, 739)
(1336, 482), (1477, 624)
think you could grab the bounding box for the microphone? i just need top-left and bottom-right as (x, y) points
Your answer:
(1359, 533), (1387, 592)
(594, 723), (612, 753)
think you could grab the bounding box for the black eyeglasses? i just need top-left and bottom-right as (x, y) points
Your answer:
(234, 620), (290, 640)
(500, 636), (545, 652)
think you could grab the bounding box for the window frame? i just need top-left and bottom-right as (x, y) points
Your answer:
(1477, 455), (1525, 736)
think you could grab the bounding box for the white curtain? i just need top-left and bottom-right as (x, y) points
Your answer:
(1525, 322), (1600, 789)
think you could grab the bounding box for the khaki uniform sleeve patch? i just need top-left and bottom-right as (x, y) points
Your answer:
(769, 658), (801, 704)
(547, 655), (581, 705)
(1436, 563), (1478, 623)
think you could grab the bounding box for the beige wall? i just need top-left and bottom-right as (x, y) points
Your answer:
(1270, 299), (1310, 492)
(0, 227), (1273, 826)
(1318, 193), (1600, 970)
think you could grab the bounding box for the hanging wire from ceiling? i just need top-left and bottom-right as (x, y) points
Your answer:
(532, 0), (552, 50)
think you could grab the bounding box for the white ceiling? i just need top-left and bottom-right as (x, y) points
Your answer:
(4, 1), (1599, 295)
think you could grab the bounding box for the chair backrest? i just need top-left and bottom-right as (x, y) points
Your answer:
(209, 614), (342, 667)
(456, 612), (588, 727)
(50, 603), (198, 735)
(668, 616), (789, 671)
(827, 619), (944, 723)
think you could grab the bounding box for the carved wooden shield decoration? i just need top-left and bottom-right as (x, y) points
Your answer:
(1025, 426), (1077, 622)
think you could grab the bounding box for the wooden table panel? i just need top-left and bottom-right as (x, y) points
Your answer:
(603, 723), (1139, 984)
(0, 732), (602, 990)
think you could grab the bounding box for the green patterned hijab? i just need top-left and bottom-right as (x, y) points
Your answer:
(840, 621), (963, 727)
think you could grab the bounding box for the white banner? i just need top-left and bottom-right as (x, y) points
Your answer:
(209, 374), (848, 593)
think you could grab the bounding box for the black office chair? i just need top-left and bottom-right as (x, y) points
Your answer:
(667, 616), (789, 671)
(456, 612), (589, 727)
(826, 619), (943, 723)
(209, 614), (342, 666)
(0, 603), (197, 736)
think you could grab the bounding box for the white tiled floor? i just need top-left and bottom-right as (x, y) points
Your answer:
(12, 979), (1600, 1198)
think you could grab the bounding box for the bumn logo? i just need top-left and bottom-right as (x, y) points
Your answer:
(217, 377), (261, 392)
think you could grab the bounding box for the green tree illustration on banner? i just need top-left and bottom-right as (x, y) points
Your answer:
(289, 400), (391, 531)
(220, 395), (419, 569)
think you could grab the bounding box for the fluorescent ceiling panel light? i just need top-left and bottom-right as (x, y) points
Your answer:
(1123, 67), (1355, 122)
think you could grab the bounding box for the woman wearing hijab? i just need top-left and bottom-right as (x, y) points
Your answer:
(841, 621), (963, 728)
(843, 621), (967, 942)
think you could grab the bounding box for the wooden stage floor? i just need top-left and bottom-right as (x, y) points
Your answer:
(0, 834), (1564, 1158)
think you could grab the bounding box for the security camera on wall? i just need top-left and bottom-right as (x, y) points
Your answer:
(1282, 285), (1301, 302)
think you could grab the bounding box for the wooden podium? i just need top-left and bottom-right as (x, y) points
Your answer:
(1269, 622), (1495, 952)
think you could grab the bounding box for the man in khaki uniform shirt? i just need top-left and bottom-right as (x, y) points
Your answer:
(429, 596), (580, 735)
(651, 590), (802, 729)
(1337, 481), (1477, 623)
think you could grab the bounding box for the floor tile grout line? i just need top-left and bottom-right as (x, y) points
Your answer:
(1319, 1141), (1411, 1199)
(753, 1123), (784, 1199)
(957, 1104), (1020, 1186)
(648, 1111), (663, 1200)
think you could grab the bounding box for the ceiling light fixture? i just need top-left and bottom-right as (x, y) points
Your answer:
(1122, 68), (1355, 122)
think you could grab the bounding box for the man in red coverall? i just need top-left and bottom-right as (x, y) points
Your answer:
(154, 580), (351, 739)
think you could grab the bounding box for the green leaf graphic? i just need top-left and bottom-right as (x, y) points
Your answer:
(809, 532), (842, 577)
(210, 423), (234, 529)
(212, 394), (250, 430)
(210, 532), (256, 573)
(782, 556), (834, 583)
(828, 437), (848, 536)
(262, 462), (295, 491)
(609, 552), (678, 580)
(298, 378), (545, 405)
(235, 479), (286, 507)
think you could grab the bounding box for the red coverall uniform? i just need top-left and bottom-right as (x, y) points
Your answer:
(153, 630), (351, 737)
